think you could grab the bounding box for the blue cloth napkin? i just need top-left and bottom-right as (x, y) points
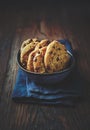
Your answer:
(12, 39), (83, 106)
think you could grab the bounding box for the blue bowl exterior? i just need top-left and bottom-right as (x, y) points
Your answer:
(26, 69), (71, 85)
(17, 50), (75, 85)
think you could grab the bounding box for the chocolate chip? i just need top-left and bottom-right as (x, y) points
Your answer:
(38, 51), (40, 54)
(29, 39), (32, 42)
(49, 51), (53, 54)
(52, 46), (55, 49)
(57, 48), (61, 50)
(39, 46), (42, 49)
(53, 52), (56, 55)
(56, 57), (59, 61)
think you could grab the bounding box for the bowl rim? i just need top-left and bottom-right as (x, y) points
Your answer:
(17, 50), (75, 75)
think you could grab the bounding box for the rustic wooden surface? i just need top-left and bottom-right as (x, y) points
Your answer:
(0, 3), (90, 130)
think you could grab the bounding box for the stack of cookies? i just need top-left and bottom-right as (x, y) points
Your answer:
(20, 38), (70, 73)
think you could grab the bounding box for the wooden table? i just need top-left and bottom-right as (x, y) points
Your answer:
(0, 3), (90, 130)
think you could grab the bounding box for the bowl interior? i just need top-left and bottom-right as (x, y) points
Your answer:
(17, 50), (75, 75)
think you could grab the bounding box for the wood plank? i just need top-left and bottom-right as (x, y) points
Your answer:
(0, 31), (15, 96)
(0, 11), (19, 97)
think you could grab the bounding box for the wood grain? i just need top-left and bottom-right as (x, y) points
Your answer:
(0, 4), (90, 130)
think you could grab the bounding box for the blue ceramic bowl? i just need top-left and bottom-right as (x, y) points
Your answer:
(17, 40), (75, 85)
(17, 51), (75, 85)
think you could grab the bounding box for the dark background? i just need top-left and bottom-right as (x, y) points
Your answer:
(0, 0), (90, 11)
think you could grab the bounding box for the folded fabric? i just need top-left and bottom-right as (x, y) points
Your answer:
(12, 39), (83, 106)
(12, 68), (82, 106)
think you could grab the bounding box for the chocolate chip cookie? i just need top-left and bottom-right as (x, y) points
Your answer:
(33, 47), (47, 73)
(35, 39), (50, 50)
(44, 40), (70, 73)
(27, 49), (38, 71)
(20, 38), (39, 67)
